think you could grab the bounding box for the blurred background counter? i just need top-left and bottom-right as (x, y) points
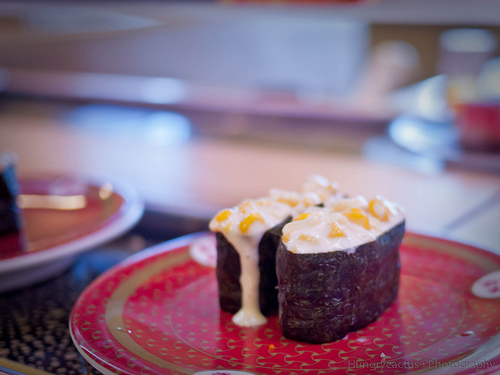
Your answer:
(0, 97), (499, 252)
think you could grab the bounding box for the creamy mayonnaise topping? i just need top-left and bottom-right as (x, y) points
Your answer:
(209, 175), (342, 327)
(301, 174), (340, 205)
(282, 195), (405, 254)
(209, 198), (296, 327)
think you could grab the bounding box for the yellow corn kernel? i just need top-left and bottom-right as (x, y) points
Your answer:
(343, 208), (370, 230)
(257, 199), (272, 206)
(343, 207), (358, 217)
(294, 213), (310, 221)
(282, 232), (291, 242)
(299, 233), (320, 242)
(333, 201), (352, 213)
(216, 209), (232, 222)
(239, 213), (263, 233)
(328, 222), (345, 237)
(239, 201), (252, 214)
(277, 197), (300, 207)
(369, 199), (389, 221)
(327, 183), (338, 192)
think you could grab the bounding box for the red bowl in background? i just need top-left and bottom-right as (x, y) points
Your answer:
(455, 101), (500, 152)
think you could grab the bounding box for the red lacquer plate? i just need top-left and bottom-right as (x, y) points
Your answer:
(70, 232), (500, 375)
(0, 176), (144, 292)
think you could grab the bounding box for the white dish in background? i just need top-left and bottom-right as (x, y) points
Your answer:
(388, 115), (500, 173)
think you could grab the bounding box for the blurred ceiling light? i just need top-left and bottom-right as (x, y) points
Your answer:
(141, 77), (188, 105)
(440, 28), (497, 54)
(18, 194), (87, 210)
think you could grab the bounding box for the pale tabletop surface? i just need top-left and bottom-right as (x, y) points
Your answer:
(1, 103), (499, 253)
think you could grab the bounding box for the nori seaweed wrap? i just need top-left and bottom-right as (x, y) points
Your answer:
(209, 176), (342, 327)
(277, 196), (405, 344)
(0, 153), (23, 255)
(216, 217), (290, 315)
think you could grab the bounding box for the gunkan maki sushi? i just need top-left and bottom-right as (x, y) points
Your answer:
(277, 196), (405, 344)
(209, 175), (342, 327)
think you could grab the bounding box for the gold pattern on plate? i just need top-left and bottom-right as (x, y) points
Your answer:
(403, 235), (499, 272)
(105, 251), (192, 373)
